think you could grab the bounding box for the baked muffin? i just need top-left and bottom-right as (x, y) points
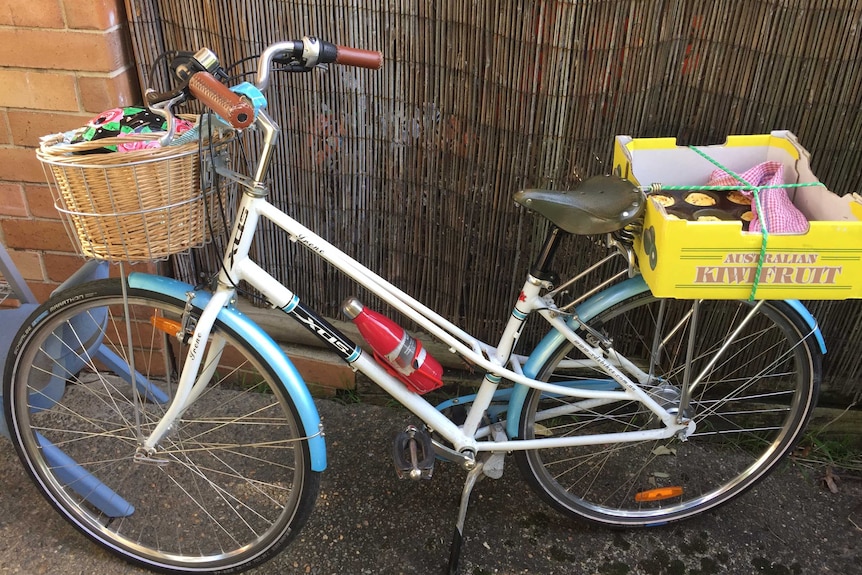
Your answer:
(685, 192), (716, 206)
(727, 190), (749, 205)
(651, 194), (675, 207)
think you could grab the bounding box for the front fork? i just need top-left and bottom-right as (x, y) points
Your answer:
(137, 116), (276, 456)
(138, 287), (233, 456)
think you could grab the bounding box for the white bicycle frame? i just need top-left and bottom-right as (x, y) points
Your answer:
(140, 94), (693, 461)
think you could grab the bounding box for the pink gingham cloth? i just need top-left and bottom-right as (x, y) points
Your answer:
(707, 161), (809, 233)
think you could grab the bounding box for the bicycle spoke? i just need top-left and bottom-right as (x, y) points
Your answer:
(7, 282), (318, 572)
(517, 295), (818, 526)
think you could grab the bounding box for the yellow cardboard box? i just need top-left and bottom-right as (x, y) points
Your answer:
(614, 131), (862, 299)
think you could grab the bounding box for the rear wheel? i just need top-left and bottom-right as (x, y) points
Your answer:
(515, 294), (820, 526)
(3, 278), (319, 573)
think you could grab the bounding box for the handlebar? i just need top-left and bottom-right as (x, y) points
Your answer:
(334, 45), (384, 68)
(147, 37), (382, 130)
(188, 72), (254, 129)
(255, 37), (382, 91)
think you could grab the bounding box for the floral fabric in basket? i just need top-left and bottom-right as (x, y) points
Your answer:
(71, 107), (194, 153)
(707, 161), (809, 234)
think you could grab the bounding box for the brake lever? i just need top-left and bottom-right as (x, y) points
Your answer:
(145, 85), (188, 107)
(271, 52), (324, 72)
(146, 92), (186, 146)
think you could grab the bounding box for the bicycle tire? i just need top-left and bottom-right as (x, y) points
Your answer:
(3, 278), (319, 574)
(514, 293), (820, 527)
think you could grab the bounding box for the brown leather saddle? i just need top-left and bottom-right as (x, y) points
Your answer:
(514, 175), (644, 234)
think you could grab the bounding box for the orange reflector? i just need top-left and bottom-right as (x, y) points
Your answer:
(151, 315), (181, 335)
(635, 486), (684, 502)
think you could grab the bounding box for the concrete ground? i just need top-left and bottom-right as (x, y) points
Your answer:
(0, 399), (859, 575)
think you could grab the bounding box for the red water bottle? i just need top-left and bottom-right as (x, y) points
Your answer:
(342, 297), (444, 394)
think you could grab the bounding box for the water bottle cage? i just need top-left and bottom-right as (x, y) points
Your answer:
(372, 351), (443, 395)
(373, 350), (413, 383)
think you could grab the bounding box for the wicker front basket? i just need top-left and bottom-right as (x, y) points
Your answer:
(37, 126), (234, 262)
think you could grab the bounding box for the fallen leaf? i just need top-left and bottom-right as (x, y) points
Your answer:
(792, 444), (812, 459)
(821, 467), (840, 494)
(652, 445), (677, 456)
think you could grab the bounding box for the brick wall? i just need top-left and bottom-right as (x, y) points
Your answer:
(0, 2), (356, 395)
(0, 0), (140, 302)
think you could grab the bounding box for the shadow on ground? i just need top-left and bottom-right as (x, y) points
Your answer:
(0, 400), (859, 575)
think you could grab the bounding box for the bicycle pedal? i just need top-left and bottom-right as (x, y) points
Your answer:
(392, 425), (435, 480)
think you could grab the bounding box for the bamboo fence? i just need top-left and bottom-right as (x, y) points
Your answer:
(124, 0), (862, 400)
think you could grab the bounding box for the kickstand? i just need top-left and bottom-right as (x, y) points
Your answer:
(446, 461), (485, 575)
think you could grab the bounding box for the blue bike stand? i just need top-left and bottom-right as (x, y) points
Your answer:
(0, 250), (159, 517)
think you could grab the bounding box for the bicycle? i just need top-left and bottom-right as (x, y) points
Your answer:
(3, 37), (824, 575)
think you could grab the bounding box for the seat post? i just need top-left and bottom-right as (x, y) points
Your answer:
(530, 225), (565, 282)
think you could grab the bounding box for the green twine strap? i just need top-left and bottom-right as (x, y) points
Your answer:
(688, 147), (767, 300)
(750, 191), (768, 300)
(656, 183), (819, 192)
(650, 146), (819, 301)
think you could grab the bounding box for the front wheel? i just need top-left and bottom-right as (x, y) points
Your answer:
(515, 295), (821, 527)
(3, 278), (319, 574)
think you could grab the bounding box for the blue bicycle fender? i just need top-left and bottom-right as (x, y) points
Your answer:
(506, 276), (826, 439)
(787, 300), (827, 355)
(128, 273), (327, 472)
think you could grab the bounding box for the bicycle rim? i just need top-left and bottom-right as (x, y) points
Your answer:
(515, 295), (820, 526)
(4, 279), (318, 573)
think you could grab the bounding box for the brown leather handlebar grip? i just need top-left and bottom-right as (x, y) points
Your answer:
(188, 72), (254, 129)
(335, 46), (383, 69)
